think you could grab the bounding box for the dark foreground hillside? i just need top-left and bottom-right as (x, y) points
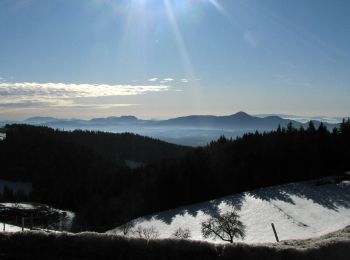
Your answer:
(1, 227), (350, 260)
(0, 124), (191, 230)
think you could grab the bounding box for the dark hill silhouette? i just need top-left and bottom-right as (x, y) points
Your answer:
(0, 124), (191, 229)
(0, 112), (340, 147)
(156, 111), (303, 129)
(89, 116), (140, 125)
(1, 120), (349, 231)
(56, 129), (191, 163)
(1, 112), (339, 130)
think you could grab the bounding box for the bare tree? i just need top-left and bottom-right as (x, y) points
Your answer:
(172, 227), (191, 239)
(135, 225), (144, 238)
(201, 210), (245, 243)
(135, 226), (159, 241)
(142, 226), (159, 240)
(119, 220), (135, 236)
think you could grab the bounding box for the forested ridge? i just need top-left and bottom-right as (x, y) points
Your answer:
(0, 120), (349, 231)
(0, 125), (190, 229)
(54, 129), (192, 163)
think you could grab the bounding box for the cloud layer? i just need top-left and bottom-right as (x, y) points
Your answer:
(0, 82), (169, 108)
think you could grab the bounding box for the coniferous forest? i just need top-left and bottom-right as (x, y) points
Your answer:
(0, 120), (349, 231)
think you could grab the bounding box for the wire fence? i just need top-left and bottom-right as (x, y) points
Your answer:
(0, 205), (72, 232)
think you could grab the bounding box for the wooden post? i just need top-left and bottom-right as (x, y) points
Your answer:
(271, 223), (279, 242)
(30, 214), (34, 230)
(22, 217), (24, 232)
(59, 214), (62, 231)
(3, 222), (5, 232)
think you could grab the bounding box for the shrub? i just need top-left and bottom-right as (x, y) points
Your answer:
(172, 228), (191, 239)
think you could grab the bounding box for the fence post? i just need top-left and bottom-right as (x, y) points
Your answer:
(30, 214), (33, 230)
(3, 222), (5, 232)
(271, 223), (279, 242)
(22, 217), (24, 232)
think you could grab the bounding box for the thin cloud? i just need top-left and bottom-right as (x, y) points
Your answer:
(159, 78), (174, 84)
(0, 101), (136, 109)
(148, 78), (158, 82)
(163, 78), (174, 82)
(0, 82), (168, 109)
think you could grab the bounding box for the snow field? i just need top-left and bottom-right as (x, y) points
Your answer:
(108, 178), (350, 243)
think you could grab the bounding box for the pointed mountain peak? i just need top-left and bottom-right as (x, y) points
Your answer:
(231, 111), (252, 119)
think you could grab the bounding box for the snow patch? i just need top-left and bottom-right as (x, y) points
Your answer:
(0, 223), (28, 232)
(0, 203), (35, 210)
(107, 178), (350, 244)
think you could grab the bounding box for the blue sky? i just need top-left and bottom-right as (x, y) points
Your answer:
(0, 0), (349, 120)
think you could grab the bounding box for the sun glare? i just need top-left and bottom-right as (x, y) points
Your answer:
(96, 0), (235, 87)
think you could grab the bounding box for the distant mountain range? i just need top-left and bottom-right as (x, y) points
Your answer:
(157, 112), (302, 129)
(0, 112), (341, 146)
(2, 111), (339, 129)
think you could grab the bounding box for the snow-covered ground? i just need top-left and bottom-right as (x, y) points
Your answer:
(0, 203), (35, 210)
(0, 223), (28, 232)
(107, 177), (350, 243)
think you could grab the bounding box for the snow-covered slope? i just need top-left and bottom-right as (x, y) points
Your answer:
(107, 177), (350, 243)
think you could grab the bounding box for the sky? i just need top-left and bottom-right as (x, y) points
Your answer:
(0, 0), (349, 120)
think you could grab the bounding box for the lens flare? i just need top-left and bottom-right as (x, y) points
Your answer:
(208, 0), (225, 13)
(163, 0), (195, 80)
(163, 0), (203, 111)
